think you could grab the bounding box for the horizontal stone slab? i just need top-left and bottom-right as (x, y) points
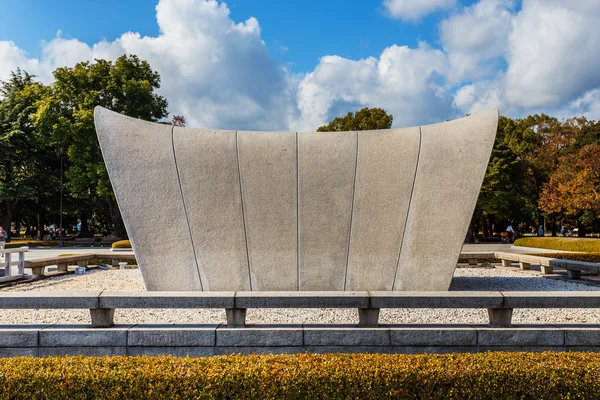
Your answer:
(127, 346), (215, 357)
(0, 325), (51, 347)
(1, 324), (600, 356)
(217, 325), (303, 347)
(39, 325), (133, 347)
(477, 326), (564, 346)
(128, 324), (217, 347)
(389, 326), (477, 346)
(563, 326), (600, 346)
(0, 347), (38, 357)
(215, 346), (306, 355)
(24, 255), (95, 268)
(502, 292), (600, 308)
(234, 291), (369, 308)
(390, 346), (477, 354)
(369, 291), (504, 308)
(303, 325), (390, 346)
(38, 346), (127, 356)
(99, 291), (235, 308)
(0, 291), (100, 309)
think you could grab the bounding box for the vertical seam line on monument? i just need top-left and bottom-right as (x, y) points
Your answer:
(295, 131), (300, 291)
(171, 125), (203, 290)
(391, 127), (422, 291)
(343, 131), (359, 291)
(235, 130), (253, 291)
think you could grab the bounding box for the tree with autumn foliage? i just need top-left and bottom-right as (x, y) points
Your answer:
(539, 144), (600, 237)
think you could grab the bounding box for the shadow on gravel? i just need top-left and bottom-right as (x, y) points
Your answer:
(448, 276), (597, 291)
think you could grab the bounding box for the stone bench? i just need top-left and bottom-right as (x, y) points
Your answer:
(98, 238), (122, 247)
(457, 252), (496, 266)
(494, 251), (600, 278)
(2, 291), (600, 329)
(0, 247), (28, 283)
(22, 253), (136, 278)
(24, 255), (95, 278)
(73, 238), (96, 246)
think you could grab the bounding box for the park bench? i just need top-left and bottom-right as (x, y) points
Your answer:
(457, 252), (495, 266)
(98, 238), (122, 247)
(22, 252), (136, 278)
(24, 254), (95, 278)
(73, 238), (96, 246)
(0, 290), (599, 329)
(494, 251), (600, 278)
(0, 247), (28, 283)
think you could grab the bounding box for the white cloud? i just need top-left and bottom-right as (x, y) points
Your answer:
(0, 41), (44, 82)
(383, 0), (456, 21)
(1, 0), (297, 130)
(557, 89), (600, 122)
(504, 0), (600, 108)
(452, 0), (600, 120)
(296, 43), (452, 130)
(2, 0), (600, 131)
(440, 0), (515, 83)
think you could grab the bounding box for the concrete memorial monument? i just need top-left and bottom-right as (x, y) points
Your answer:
(95, 107), (498, 292)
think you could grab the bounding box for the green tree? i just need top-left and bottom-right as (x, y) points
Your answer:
(33, 55), (168, 237)
(471, 116), (538, 238)
(0, 69), (52, 238)
(317, 107), (393, 131)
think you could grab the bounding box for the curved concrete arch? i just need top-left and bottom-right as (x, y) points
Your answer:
(95, 107), (498, 292)
(94, 109), (201, 291)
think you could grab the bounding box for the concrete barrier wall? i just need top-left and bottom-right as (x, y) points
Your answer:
(2, 324), (598, 357)
(95, 107), (498, 292)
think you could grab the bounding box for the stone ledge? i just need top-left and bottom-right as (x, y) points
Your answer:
(0, 324), (598, 356)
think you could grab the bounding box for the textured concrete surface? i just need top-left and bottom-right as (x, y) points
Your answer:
(237, 131), (297, 290)
(94, 108), (201, 291)
(95, 107), (498, 292)
(298, 131), (357, 290)
(345, 127), (419, 291)
(173, 127), (249, 291)
(2, 324), (600, 356)
(394, 109), (498, 290)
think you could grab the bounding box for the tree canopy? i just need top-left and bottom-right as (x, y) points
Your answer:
(317, 107), (392, 132)
(0, 56), (169, 239)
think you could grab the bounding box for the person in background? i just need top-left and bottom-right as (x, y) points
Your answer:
(0, 226), (7, 254)
(537, 225), (544, 237)
(506, 223), (515, 243)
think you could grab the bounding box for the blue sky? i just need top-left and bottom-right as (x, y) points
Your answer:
(1, 0), (599, 131)
(2, 0), (482, 72)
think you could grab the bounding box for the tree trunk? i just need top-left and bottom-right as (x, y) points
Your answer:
(483, 217), (490, 238)
(80, 212), (90, 237)
(551, 215), (557, 237)
(107, 196), (126, 238)
(1, 204), (12, 242)
(36, 213), (45, 240)
(577, 219), (586, 237)
(14, 219), (20, 238)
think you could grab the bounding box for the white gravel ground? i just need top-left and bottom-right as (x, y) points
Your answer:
(1, 266), (599, 325)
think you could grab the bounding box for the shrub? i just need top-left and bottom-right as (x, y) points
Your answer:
(0, 353), (599, 399)
(514, 237), (600, 253)
(112, 240), (132, 249)
(526, 252), (600, 263)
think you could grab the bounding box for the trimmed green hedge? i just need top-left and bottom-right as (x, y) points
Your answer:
(112, 239), (132, 249)
(527, 252), (600, 263)
(1, 353), (600, 399)
(514, 237), (600, 253)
